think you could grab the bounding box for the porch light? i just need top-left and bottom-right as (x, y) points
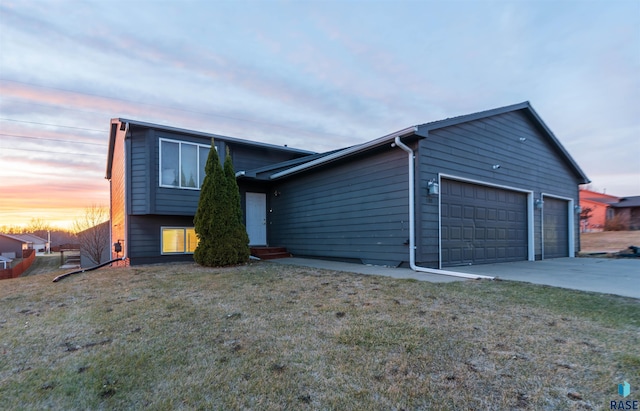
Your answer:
(575, 205), (582, 213)
(427, 180), (439, 196)
(535, 198), (544, 209)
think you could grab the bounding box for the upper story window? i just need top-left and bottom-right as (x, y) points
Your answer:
(160, 139), (211, 189)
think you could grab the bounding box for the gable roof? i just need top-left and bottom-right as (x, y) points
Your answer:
(105, 118), (315, 180)
(0, 233), (47, 244)
(265, 101), (590, 183)
(269, 126), (419, 180)
(610, 196), (640, 208)
(414, 101), (589, 184)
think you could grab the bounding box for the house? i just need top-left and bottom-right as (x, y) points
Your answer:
(106, 101), (590, 268)
(105, 120), (315, 266)
(609, 196), (640, 230)
(78, 221), (112, 267)
(0, 233), (49, 258)
(578, 188), (619, 232)
(0, 255), (12, 269)
(579, 189), (640, 231)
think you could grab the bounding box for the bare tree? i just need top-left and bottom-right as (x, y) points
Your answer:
(26, 217), (53, 239)
(74, 205), (110, 265)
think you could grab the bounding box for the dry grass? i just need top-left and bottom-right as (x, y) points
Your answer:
(1, 262), (638, 410)
(21, 253), (66, 277)
(581, 231), (640, 252)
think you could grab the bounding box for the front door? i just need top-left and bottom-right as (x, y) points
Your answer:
(246, 192), (267, 246)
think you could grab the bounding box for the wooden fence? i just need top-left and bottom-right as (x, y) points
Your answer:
(0, 249), (36, 280)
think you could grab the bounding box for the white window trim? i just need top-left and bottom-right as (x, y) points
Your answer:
(161, 226), (197, 255)
(159, 138), (212, 190)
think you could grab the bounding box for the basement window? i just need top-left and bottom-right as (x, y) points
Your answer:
(160, 139), (211, 189)
(161, 227), (198, 254)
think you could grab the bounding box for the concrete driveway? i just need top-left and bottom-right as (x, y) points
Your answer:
(447, 258), (640, 299)
(272, 257), (640, 299)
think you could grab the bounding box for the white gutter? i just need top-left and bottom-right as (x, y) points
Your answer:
(392, 136), (494, 280)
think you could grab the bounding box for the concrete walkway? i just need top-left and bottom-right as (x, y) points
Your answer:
(270, 257), (640, 299)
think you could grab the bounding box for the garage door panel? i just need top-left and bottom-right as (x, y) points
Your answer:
(464, 206), (474, 218)
(450, 204), (462, 218)
(441, 179), (528, 266)
(543, 197), (569, 258)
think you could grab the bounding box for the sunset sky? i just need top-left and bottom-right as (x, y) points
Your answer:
(1, 0), (639, 230)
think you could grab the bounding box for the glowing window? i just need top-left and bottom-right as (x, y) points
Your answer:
(162, 227), (198, 254)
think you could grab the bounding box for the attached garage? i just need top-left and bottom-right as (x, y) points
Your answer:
(440, 179), (529, 266)
(543, 196), (570, 258)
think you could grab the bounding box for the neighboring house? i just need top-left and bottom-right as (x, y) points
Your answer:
(609, 196), (640, 230)
(0, 233), (49, 258)
(578, 189), (640, 231)
(78, 221), (112, 267)
(106, 101), (590, 268)
(0, 255), (12, 269)
(20, 234), (49, 254)
(578, 188), (619, 232)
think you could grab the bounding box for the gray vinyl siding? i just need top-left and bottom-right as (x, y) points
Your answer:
(128, 127), (308, 217)
(269, 148), (410, 266)
(130, 128), (151, 215)
(128, 215), (196, 265)
(416, 110), (581, 266)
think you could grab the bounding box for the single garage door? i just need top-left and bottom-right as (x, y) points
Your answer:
(543, 197), (569, 258)
(441, 179), (528, 266)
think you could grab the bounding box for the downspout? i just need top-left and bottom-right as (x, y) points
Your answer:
(393, 136), (494, 280)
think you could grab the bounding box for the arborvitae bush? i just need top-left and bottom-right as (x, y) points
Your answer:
(194, 139), (249, 266)
(224, 146), (250, 263)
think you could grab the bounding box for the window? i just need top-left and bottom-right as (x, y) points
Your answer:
(160, 139), (211, 189)
(162, 227), (198, 254)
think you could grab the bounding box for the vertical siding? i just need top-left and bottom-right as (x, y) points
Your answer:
(417, 110), (582, 266)
(269, 148), (410, 266)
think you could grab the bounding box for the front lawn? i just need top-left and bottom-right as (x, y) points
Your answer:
(1, 262), (638, 410)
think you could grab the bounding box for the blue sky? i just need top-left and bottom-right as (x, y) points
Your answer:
(0, 0), (639, 228)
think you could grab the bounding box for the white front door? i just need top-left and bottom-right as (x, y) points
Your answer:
(246, 192), (267, 245)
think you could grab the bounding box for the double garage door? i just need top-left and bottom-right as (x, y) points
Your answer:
(441, 179), (570, 266)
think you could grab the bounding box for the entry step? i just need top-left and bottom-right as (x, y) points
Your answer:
(250, 247), (291, 260)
